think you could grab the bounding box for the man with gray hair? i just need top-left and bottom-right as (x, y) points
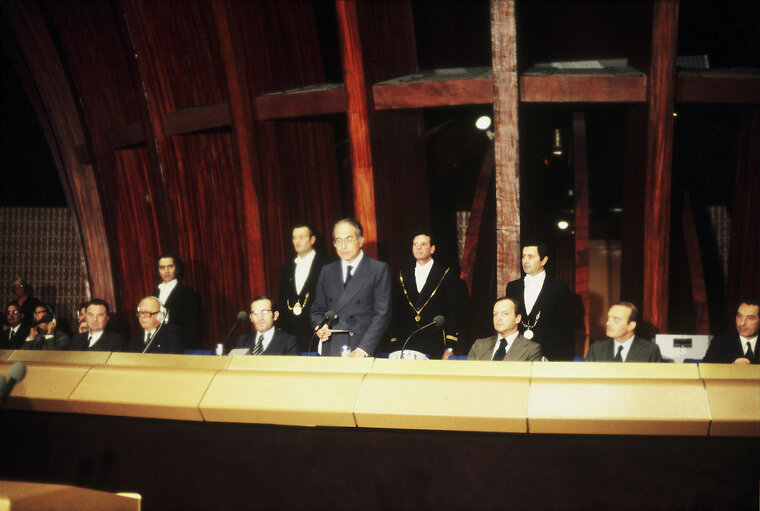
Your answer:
(127, 296), (183, 353)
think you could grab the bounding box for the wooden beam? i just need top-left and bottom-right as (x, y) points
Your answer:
(164, 102), (231, 136)
(103, 121), (144, 151)
(642, 0), (679, 334)
(521, 74), (646, 103)
(336, 0), (378, 255)
(573, 112), (590, 356)
(374, 76), (493, 109)
(682, 192), (710, 334)
(255, 85), (347, 120)
(677, 72), (760, 104)
(491, 0), (521, 294)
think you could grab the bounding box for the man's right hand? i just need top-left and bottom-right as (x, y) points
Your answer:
(315, 324), (332, 342)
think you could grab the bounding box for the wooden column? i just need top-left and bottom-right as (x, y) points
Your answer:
(642, 0), (679, 333)
(491, 0), (521, 293)
(211, 1), (266, 299)
(573, 112), (590, 356)
(336, 0), (378, 256)
(1, 1), (115, 307)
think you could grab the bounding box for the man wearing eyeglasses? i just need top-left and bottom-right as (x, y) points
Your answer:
(68, 299), (126, 352)
(235, 296), (300, 355)
(127, 296), (183, 353)
(311, 218), (391, 357)
(1, 301), (30, 350)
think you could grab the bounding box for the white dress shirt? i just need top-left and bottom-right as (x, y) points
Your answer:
(523, 271), (546, 315)
(158, 279), (178, 305)
(88, 330), (105, 348)
(740, 335), (758, 356)
(415, 259), (434, 292)
(341, 251), (364, 283)
(294, 250), (316, 294)
(491, 330), (520, 360)
(613, 334), (635, 361)
(255, 326), (276, 352)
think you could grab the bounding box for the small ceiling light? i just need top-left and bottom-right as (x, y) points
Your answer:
(557, 220), (569, 230)
(551, 128), (564, 156)
(475, 116), (492, 130)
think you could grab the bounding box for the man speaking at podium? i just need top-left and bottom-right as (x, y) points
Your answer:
(311, 218), (391, 357)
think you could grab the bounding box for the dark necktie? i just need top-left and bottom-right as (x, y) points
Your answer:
(492, 338), (507, 361)
(614, 345), (624, 362)
(344, 265), (353, 288)
(251, 334), (264, 356)
(145, 332), (152, 345)
(87, 335), (93, 348)
(745, 341), (754, 361)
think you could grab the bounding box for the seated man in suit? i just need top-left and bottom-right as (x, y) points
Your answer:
(236, 296), (300, 355)
(585, 302), (662, 362)
(703, 297), (759, 364)
(19, 303), (69, 350)
(1, 301), (30, 349)
(128, 296), (183, 354)
(468, 297), (542, 361)
(311, 218), (392, 357)
(68, 299), (126, 352)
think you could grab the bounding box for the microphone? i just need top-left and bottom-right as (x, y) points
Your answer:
(222, 311), (248, 351)
(398, 315), (445, 359)
(0, 362), (27, 406)
(307, 311), (336, 356)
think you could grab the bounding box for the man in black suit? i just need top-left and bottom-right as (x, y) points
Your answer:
(1, 301), (29, 350)
(703, 297), (759, 364)
(277, 222), (326, 352)
(153, 253), (203, 349)
(127, 296), (183, 354)
(235, 296), (300, 355)
(585, 302), (662, 362)
(19, 303), (69, 350)
(388, 229), (459, 359)
(311, 218), (391, 357)
(68, 299), (126, 352)
(505, 241), (573, 361)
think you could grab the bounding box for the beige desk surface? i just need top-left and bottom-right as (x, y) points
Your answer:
(0, 480), (140, 511)
(0, 362), (89, 413)
(108, 351), (232, 370)
(68, 366), (217, 421)
(200, 369), (365, 427)
(699, 363), (760, 437)
(528, 362), (711, 436)
(0, 350), (11, 361)
(8, 349), (111, 365)
(227, 354), (374, 373)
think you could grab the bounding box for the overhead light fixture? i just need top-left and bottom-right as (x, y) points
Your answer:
(557, 220), (569, 230)
(551, 128), (563, 156)
(475, 116), (492, 131)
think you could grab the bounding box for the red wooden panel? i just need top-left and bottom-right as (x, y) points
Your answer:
(573, 112), (590, 356)
(677, 74), (760, 104)
(373, 77), (494, 109)
(681, 193), (710, 334)
(642, 0), (679, 334)
(255, 88), (347, 120)
(520, 75), (647, 103)
(164, 102), (231, 136)
(492, 0), (521, 293)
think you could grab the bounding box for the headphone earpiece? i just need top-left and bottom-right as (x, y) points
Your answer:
(156, 301), (168, 324)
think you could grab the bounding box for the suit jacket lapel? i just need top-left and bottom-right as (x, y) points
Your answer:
(529, 277), (551, 321)
(401, 266), (418, 303)
(336, 258), (370, 311)
(416, 262), (445, 307)
(504, 335), (525, 361)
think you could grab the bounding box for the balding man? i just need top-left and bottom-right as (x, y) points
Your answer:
(128, 296), (183, 354)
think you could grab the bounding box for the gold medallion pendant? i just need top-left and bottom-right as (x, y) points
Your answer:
(415, 314), (421, 322)
(524, 329), (534, 340)
(293, 303), (302, 316)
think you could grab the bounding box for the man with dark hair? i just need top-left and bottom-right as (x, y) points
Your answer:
(153, 253), (203, 349)
(20, 303), (69, 350)
(1, 301), (29, 349)
(236, 296), (300, 355)
(585, 302), (662, 362)
(311, 218), (391, 357)
(468, 297), (542, 361)
(703, 297), (759, 364)
(505, 241), (573, 361)
(277, 222), (326, 352)
(68, 299), (126, 351)
(128, 296), (183, 354)
(388, 229), (459, 359)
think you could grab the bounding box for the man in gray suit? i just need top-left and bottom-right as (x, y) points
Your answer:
(311, 218), (391, 357)
(468, 297), (542, 361)
(585, 302), (662, 362)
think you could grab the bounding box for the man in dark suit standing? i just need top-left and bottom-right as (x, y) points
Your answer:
(1, 301), (29, 349)
(468, 297), (542, 361)
(153, 254), (203, 349)
(277, 222), (326, 352)
(505, 241), (573, 361)
(311, 218), (391, 357)
(389, 229), (459, 359)
(703, 297), (759, 364)
(236, 296), (300, 355)
(68, 299), (126, 352)
(585, 302), (662, 362)
(127, 296), (183, 354)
